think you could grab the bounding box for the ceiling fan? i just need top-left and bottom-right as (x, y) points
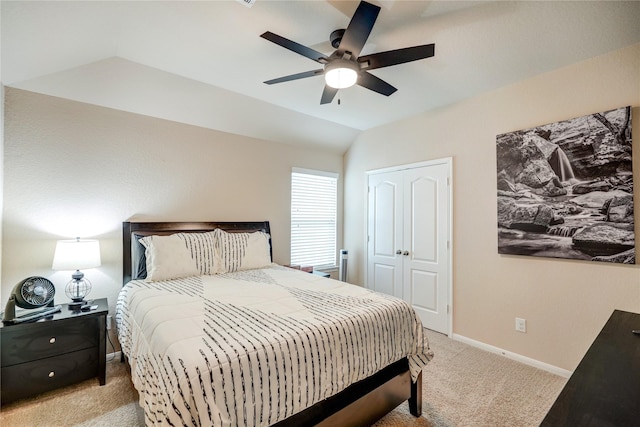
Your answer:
(260, 0), (435, 105)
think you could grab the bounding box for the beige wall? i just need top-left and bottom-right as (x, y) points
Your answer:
(344, 43), (640, 372)
(2, 89), (343, 335)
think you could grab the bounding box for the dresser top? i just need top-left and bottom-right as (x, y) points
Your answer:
(541, 309), (640, 426)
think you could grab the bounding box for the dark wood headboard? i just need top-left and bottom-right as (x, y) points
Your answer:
(122, 221), (271, 285)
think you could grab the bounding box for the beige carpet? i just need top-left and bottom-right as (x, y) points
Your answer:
(0, 331), (566, 426)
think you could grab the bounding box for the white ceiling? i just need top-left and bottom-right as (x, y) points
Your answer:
(3, 0), (640, 153)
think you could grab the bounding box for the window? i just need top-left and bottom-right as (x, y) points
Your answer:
(291, 168), (338, 269)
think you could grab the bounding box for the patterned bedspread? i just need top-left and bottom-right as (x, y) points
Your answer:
(116, 265), (432, 426)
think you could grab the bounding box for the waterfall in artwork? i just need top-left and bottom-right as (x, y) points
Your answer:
(549, 146), (575, 182)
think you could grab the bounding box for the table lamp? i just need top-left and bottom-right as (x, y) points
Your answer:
(52, 238), (101, 311)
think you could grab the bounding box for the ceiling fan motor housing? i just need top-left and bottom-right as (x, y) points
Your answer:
(330, 29), (345, 49)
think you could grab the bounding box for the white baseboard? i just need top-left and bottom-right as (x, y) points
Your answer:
(452, 333), (572, 378)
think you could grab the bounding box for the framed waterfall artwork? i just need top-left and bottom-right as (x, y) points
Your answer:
(496, 106), (635, 264)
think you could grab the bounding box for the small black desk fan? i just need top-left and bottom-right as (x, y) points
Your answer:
(2, 277), (62, 324)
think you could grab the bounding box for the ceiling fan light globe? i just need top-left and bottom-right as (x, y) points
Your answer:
(325, 68), (358, 89)
(324, 60), (359, 89)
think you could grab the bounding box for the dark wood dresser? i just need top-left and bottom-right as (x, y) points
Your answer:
(541, 309), (640, 426)
(1, 298), (108, 404)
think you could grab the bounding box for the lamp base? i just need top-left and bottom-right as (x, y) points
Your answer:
(67, 300), (85, 311)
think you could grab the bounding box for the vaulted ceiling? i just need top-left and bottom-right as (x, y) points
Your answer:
(3, 0), (640, 153)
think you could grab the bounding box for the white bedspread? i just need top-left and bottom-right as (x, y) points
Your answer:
(116, 265), (432, 426)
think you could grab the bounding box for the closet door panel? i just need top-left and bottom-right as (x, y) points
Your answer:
(409, 270), (438, 313)
(403, 164), (450, 333)
(367, 171), (403, 299)
(407, 174), (438, 263)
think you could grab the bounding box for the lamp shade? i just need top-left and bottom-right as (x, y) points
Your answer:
(52, 239), (101, 271)
(324, 59), (359, 89)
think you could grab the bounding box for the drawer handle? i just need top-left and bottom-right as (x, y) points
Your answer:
(48, 371), (55, 378)
(49, 337), (56, 344)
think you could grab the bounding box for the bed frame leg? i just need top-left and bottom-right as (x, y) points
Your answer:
(409, 371), (422, 416)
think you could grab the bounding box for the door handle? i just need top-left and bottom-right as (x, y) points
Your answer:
(402, 251), (409, 256)
(396, 250), (402, 255)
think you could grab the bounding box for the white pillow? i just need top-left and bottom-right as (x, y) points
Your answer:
(139, 234), (199, 282)
(215, 229), (272, 273)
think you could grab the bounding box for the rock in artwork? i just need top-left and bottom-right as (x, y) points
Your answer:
(496, 106), (634, 264)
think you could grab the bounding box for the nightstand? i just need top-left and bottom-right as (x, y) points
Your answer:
(0, 298), (108, 404)
(312, 271), (331, 278)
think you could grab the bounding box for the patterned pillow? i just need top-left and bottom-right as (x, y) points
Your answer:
(214, 229), (272, 273)
(175, 231), (221, 275)
(139, 234), (199, 282)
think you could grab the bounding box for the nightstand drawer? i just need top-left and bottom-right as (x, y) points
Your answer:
(1, 317), (100, 366)
(1, 347), (99, 403)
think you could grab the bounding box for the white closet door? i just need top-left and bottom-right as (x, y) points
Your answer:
(402, 164), (450, 333)
(367, 159), (452, 335)
(367, 171), (403, 299)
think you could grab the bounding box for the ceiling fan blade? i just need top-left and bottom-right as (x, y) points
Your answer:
(320, 85), (339, 104)
(358, 44), (435, 70)
(264, 69), (324, 85)
(260, 31), (329, 64)
(357, 71), (397, 96)
(338, 1), (380, 58)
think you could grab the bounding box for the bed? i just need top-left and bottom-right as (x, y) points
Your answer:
(116, 221), (433, 426)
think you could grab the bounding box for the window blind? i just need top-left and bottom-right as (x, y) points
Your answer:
(291, 168), (338, 269)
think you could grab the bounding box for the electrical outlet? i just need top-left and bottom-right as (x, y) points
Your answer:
(515, 317), (526, 333)
(107, 315), (113, 330)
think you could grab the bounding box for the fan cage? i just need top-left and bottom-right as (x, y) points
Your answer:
(20, 278), (55, 306)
